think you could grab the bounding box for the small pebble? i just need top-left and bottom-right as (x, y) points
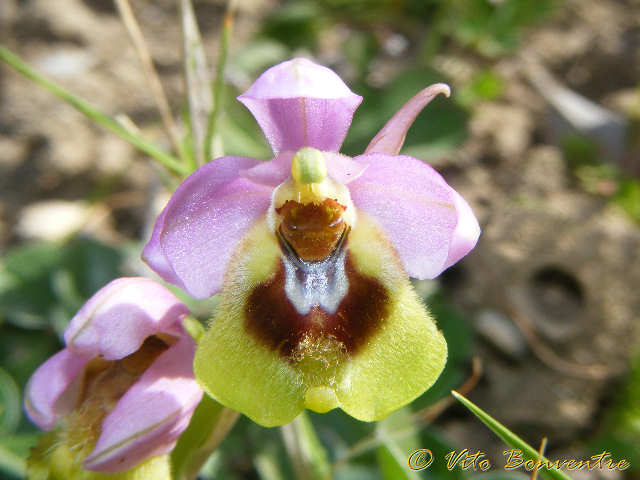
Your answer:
(474, 309), (528, 359)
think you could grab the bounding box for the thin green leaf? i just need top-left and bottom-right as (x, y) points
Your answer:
(0, 368), (21, 434)
(204, 2), (234, 161)
(0, 45), (187, 177)
(452, 391), (572, 480)
(114, 0), (188, 166)
(181, 0), (213, 168)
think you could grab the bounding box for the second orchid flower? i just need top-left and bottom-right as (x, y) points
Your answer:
(25, 277), (203, 476)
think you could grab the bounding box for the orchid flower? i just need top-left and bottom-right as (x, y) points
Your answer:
(24, 277), (203, 474)
(143, 58), (480, 427)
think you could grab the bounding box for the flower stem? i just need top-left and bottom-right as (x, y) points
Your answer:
(170, 396), (239, 480)
(0, 444), (25, 478)
(0, 45), (188, 177)
(281, 412), (331, 480)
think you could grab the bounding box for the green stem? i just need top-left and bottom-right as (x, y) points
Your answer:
(0, 444), (26, 479)
(182, 315), (206, 343)
(281, 413), (331, 480)
(204, 2), (233, 161)
(0, 45), (188, 177)
(171, 396), (239, 480)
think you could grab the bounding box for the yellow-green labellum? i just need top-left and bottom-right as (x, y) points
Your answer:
(194, 212), (447, 426)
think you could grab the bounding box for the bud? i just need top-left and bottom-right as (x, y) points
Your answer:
(24, 278), (203, 476)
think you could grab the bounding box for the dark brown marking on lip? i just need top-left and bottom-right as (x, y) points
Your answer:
(277, 199), (347, 262)
(244, 252), (389, 361)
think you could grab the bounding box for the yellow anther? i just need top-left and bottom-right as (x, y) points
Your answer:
(291, 147), (327, 185)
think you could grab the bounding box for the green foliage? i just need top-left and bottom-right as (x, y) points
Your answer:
(0, 367), (21, 434)
(563, 134), (640, 224)
(457, 70), (505, 107)
(562, 135), (600, 170)
(0, 238), (124, 332)
(592, 351), (640, 471)
(443, 0), (558, 57)
(614, 178), (640, 223)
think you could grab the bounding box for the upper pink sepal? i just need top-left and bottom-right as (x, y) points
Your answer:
(24, 349), (92, 430)
(238, 58), (363, 154)
(64, 277), (189, 360)
(83, 336), (203, 473)
(348, 153), (480, 279)
(142, 156), (272, 299)
(365, 83), (451, 155)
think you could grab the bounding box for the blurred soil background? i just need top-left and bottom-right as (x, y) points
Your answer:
(1, 0), (640, 479)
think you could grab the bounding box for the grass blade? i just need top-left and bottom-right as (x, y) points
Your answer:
(0, 45), (187, 177)
(114, 0), (187, 165)
(181, 0), (212, 168)
(452, 391), (572, 480)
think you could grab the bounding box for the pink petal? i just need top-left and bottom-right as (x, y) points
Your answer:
(324, 152), (369, 184)
(365, 83), (451, 155)
(348, 153), (479, 279)
(83, 336), (203, 473)
(240, 151), (368, 187)
(238, 58), (362, 154)
(443, 189), (481, 270)
(141, 206), (182, 289)
(239, 151), (294, 187)
(24, 349), (91, 430)
(143, 156), (272, 299)
(63, 278), (188, 361)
